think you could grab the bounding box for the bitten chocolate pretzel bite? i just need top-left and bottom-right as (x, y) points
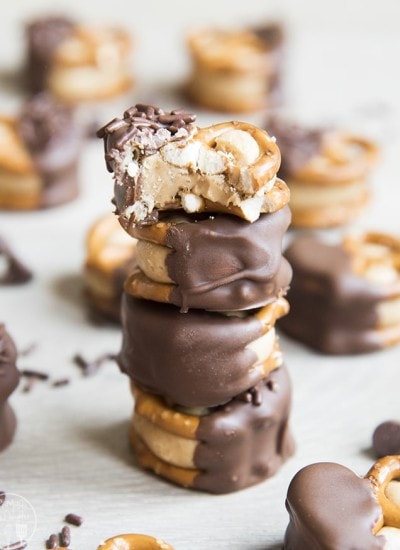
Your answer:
(84, 213), (137, 322)
(130, 364), (294, 494)
(0, 92), (83, 210)
(185, 23), (284, 113)
(119, 293), (288, 408)
(98, 534), (174, 550)
(25, 16), (133, 103)
(97, 104), (288, 225)
(283, 462), (384, 549)
(279, 233), (400, 354)
(125, 205), (292, 312)
(266, 117), (379, 228)
(0, 325), (20, 452)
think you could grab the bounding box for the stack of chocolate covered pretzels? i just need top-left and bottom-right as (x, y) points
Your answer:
(97, 104), (295, 494)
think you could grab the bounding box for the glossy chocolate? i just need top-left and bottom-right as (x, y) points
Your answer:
(25, 16), (75, 93)
(18, 92), (83, 207)
(284, 462), (384, 549)
(279, 235), (390, 354)
(119, 293), (278, 408)
(141, 206), (291, 312)
(0, 325), (20, 452)
(373, 421), (400, 457)
(265, 117), (324, 180)
(194, 364), (294, 494)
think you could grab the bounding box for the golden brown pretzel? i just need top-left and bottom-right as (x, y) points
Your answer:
(98, 533), (173, 550)
(294, 132), (379, 185)
(366, 455), (400, 530)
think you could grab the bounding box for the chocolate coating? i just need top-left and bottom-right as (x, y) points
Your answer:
(373, 421), (400, 457)
(25, 16), (75, 93)
(18, 92), (83, 207)
(279, 235), (391, 354)
(119, 293), (277, 408)
(284, 462), (384, 549)
(194, 364), (294, 494)
(0, 236), (32, 285)
(0, 325), (20, 452)
(265, 117), (324, 180)
(160, 206), (291, 311)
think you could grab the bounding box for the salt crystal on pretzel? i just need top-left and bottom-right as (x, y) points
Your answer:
(97, 104), (287, 225)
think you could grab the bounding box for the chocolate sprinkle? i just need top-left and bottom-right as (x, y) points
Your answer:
(59, 526), (71, 547)
(0, 542), (27, 550)
(72, 352), (116, 377)
(0, 491), (5, 505)
(20, 369), (49, 381)
(64, 512), (83, 526)
(0, 236), (33, 286)
(52, 378), (70, 388)
(45, 534), (58, 549)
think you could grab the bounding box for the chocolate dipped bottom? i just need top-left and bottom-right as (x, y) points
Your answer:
(131, 364), (294, 494)
(284, 462), (384, 550)
(0, 325), (20, 452)
(279, 235), (398, 354)
(18, 92), (83, 208)
(128, 206), (292, 312)
(119, 293), (287, 408)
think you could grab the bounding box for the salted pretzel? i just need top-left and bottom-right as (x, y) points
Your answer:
(185, 25), (284, 112)
(98, 533), (173, 550)
(98, 106), (288, 225)
(366, 456), (400, 531)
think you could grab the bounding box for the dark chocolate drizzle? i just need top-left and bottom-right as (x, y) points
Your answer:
(193, 364), (294, 494)
(279, 235), (394, 354)
(0, 236), (32, 285)
(0, 325), (20, 452)
(17, 92), (83, 208)
(283, 462), (384, 549)
(25, 16), (75, 93)
(162, 206), (292, 311)
(97, 104), (196, 224)
(265, 117), (324, 179)
(119, 294), (276, 408)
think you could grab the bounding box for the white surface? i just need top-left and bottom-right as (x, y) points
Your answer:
(1, 2), (400, 548)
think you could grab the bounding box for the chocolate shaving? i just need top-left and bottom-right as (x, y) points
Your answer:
(45, 534), (58, 549)
(20, 369), (49, 381)
(59, 526), (71, 547)
(0, 236), (33, 286)
(52, 378), (70, 388)
(72, 352), (116, 377)
(64, 512), (83, 526)
(0, 491), (5, 505)
(0, 542), (27, 550)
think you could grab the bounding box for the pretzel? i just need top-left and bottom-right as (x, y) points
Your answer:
(98, 533), (173, 550)
(99, 107), (286, 225)
(129, 364), (294, 494)
(366, 456), (400, 531)
(185, 26), (283, 112)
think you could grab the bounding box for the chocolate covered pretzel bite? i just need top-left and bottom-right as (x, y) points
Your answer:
(130, 364), (294, 494)
(279, 232), (400, 354)
(284, 457), (400, 549)
(0, 325), (20, 452)
(267, 117), (379, 228)
(125, 205), (292, 312)
(0, 92), (83, 210)
(84, 213), (137, 322)
(119, 293), (288, 408)
(97, 104), (288, 225)
(185, 23), (284, 112)
(25, 16), (133, 103)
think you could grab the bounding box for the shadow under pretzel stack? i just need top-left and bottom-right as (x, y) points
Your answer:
(97, 104), (295, 494)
